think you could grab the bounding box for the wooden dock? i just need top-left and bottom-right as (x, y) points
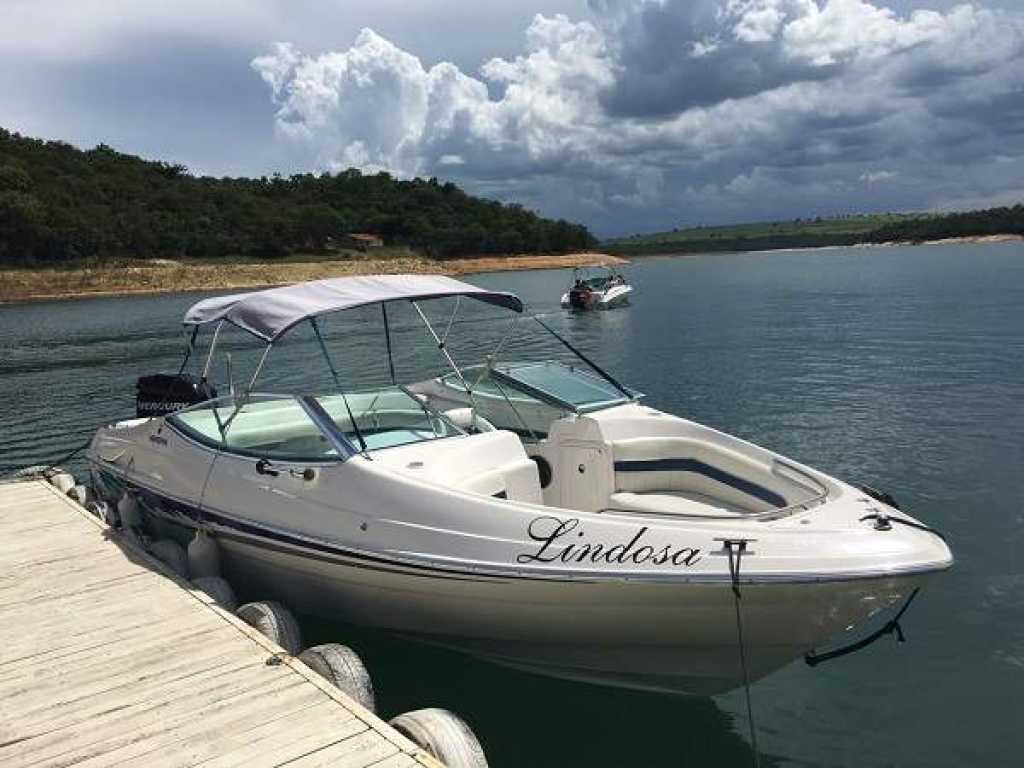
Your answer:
(0, 480), (443, 768)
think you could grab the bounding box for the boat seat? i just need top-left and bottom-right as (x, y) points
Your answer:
(372, 430), (543, 505)
(608, 491), (747, 518)
(457, 458), (542, 502)
(609, 437), (789, 514)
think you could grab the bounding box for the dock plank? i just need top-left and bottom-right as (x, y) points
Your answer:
(0, 481), (442, 768)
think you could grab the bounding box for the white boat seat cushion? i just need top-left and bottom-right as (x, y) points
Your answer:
(458, 458), (543, 504)
(610, 437), (788, 513)
(374, 431), (543, 505)
(608, 491), (747, 518)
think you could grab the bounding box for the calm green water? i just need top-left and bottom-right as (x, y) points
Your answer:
(2, 243), (1022, 767)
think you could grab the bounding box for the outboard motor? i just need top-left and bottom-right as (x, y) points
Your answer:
(136, 373), (217, 418)
(569, 287), (592, 309)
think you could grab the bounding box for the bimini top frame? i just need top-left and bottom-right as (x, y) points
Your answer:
(183, 274), (523, 343)
(178, 274), (633, 454)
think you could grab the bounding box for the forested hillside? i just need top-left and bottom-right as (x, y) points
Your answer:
(0, 129), (595, 264)
(866, 206), (1024, 243)
(606, 207), (1024, 256)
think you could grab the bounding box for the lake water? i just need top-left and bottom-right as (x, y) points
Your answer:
(1, 243), (1022, 767)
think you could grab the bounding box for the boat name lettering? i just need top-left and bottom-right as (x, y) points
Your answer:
(517, 516), (702, 567)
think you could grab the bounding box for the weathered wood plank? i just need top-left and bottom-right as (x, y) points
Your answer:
(3, 670), (300, 760)
(0, 481), (441, 768)
(3, 658), (288, 751)
(20, 680), (329, 768)
(109, 700), (364, 768)
(365, 754), (421, 768)
(192, 703), (366, 768)
(0, 592), (213, 654)
(0, 621), (244, 688)
(286, 729), (400, 768)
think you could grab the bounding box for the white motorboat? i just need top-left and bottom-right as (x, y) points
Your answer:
(88, 275), (952, 695)
(561, 265), (632, 310)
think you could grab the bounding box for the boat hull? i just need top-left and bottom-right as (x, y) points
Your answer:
(560, 285), (633, 310)
(224, 534), (923, 695)
(131, 490), (923, 696)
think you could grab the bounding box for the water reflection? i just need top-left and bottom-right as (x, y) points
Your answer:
(300, 618), (777, 768)
(2, 244), (1023, 767)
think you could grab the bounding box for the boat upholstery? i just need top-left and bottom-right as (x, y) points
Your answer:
(608, 437), (790, 515)
(373, 430), (543, 505)
(607, 490), (748, 517)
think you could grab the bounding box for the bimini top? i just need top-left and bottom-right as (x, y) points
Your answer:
(183, 274), (523, 342)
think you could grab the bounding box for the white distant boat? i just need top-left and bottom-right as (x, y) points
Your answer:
(88, 274), (952, 695)
(561, 265), (633, 310)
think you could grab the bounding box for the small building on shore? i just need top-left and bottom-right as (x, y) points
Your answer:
(339, 233), (384, 251)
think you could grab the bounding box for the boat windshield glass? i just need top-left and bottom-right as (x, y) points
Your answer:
(171, 394), (345, 461)
(312, 387), (463, 451)
(444, 361), (629, 413)
(170, 389), (463, 457)
(495, 362), (628, 411)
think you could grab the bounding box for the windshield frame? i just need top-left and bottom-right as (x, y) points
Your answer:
(488, 362), (635, 415)
(312, 385), (466, 453)
(167, 393), (360, 462)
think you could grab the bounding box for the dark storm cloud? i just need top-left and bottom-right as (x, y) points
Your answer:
(2, 1), (1023, 235)
(596, 0), (839, 117)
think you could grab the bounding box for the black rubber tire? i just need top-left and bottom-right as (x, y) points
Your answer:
(68, 484), (91, 506)
(50, 472), (76, 494)
(389, 708), (488, 768)
(236, 601), (302, 655)
(299, 644), (376, 712)
(9, 464), (52, 481)
(149, 539), (189, 579)
(86, 500), (110, 522)
(191, 576), (238, 611)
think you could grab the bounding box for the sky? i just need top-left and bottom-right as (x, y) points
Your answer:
(2, 1), (1022, 236)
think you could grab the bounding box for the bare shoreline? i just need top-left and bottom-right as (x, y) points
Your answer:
(613, 232), (1024, 258)
(0, 252), (626, 305)
(3, 234), (1019, 305)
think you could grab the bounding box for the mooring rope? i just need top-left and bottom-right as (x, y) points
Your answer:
(805, 587), (921, 667)
(724, 538), (760, 768)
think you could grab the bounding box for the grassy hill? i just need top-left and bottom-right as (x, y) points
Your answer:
(605, 209), (1023, 255)
(0, 128), (596, 266)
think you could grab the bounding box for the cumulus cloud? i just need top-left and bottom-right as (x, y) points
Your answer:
(253, 1), (1024, 233)
(252, 17), (615, 179)
(861, 170), (898, 183)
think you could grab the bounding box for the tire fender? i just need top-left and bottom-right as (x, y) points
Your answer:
(299, 644), (376, 712)
(87, 500), (115, 525)
(236, 601), (302, 655)
(50, 472), (76, 494)
(68, 484), (91, 506)
(389, 708), (488, 768)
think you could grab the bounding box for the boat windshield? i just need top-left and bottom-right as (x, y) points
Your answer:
(170, 389), (463, 458)
(573, 267), (623, 291)
(444, 361), (631, 413)
(313, 387), (463, 451)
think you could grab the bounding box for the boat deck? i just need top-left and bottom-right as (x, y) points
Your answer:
(0, 480), (442, 768)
